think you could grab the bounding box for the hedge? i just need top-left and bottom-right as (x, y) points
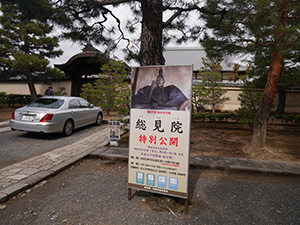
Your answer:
(0, 93), (42, 107)
(192, 111), (300, 125)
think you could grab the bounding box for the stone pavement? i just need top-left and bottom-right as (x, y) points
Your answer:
(0, 121), (10, 133)
(1, 121), (300, 204)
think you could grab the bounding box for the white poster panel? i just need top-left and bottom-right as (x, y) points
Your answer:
(109, 120), (121, 140)
(128, 65), (192, 199)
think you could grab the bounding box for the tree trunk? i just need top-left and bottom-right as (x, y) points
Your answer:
(249, 2), (288, 150)
(250, 52), (283, 148)
(26, 72), (38, 101)
(212, 103), (215, 113)
(139, 0), (165, 66)
(276, 84), (286, 114)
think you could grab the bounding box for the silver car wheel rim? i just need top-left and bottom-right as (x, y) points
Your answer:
(65, 121), (73, 135)
(97, 114), (102, 124)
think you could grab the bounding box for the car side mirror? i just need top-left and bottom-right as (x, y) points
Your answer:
(90, 104), (94, 108)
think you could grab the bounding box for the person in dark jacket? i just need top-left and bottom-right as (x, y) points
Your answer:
(44, 86), (54, 96)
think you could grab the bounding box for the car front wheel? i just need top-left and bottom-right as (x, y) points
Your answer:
(62, 119), (73, 136)
(95, 113), (103, 126)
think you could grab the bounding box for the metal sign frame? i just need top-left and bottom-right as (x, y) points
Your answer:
(127, 65), (192, 213)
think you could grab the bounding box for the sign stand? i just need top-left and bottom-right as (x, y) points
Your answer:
(110, 141), (118, 147)
(128, 188), (131, 201)
(184, 199), (188, 215)
(128, 187), (189, 215)
(108, 120), (121, 145)
(127, 65), (193, 216)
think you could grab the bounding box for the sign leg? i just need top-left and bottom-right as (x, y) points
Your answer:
(185, 199), (188, 215)
(128, 188), (132, 201)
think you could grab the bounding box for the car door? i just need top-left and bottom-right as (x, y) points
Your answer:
(78, 98), (95, 125)
(69, 99), (85, 128)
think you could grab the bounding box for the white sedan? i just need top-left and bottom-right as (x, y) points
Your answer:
(10, 96), (103, 136)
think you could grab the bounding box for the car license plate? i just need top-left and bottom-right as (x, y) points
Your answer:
(21, 115), (34, 121)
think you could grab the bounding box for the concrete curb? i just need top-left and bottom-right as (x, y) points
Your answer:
(0, 126), (10, 133)
(89, 147), (300, 176)
(0, 121), (9, 131)
(190, 155), (300, 176)
(0, 121), (9, 126)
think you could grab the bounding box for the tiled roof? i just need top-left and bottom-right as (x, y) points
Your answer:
(192, 79), (245, 87)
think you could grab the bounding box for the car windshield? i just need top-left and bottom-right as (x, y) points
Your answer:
(28, 99), (64, 109)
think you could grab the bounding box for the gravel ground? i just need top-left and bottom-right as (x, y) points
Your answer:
(0, 159), (299, 224)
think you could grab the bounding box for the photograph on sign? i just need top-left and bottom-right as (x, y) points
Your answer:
(131, 66), (191, 111)
(109, 120), (121, 140)
(128, 65), (192, 199)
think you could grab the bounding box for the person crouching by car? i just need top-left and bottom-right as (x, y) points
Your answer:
(44, 86), (54, 96)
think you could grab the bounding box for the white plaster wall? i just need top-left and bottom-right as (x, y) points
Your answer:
(1, 81), (300, 113)
(0, 81), (71, 96)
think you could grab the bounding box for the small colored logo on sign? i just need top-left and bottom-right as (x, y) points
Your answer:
(169, 177), (178, 190)
(136, 172), (144, 184)
(157, 175), (167, 188)
(147, 174), (155, 186)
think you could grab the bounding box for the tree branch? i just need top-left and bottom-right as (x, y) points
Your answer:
(96, 0), (135, 7)
(163, 5), (228, 28)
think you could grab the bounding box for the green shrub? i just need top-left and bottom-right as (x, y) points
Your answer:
(295, 115), (300, 125)
(53, 87), (67, 96)
(282, 114), (295, 124)
(6, 94), (32, 106)
(192, 113), (207, 121)
(272, 113), (300, 124)
(216, 113), (226, 122)
(272, 113), (284, 123)
(120, 118), (130, 132)
(1, 93), (42, 107)
(207, 113), (217, 123)
(235, 108), (255, 124)
(0, 92), (7, 109)
(227, 112), (237, 121)
(192, 111), (300, 126)
(80, 60), (130, 116)
(192, 112), (238, 123)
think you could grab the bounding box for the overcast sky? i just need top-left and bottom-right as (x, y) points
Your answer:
(48, 4), (131, 67)
(48, 3), (201, 68)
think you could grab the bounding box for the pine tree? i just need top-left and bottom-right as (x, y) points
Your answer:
(56, 0), (226, 66)
(0, 0), (63, 100)
(195, 58), (229, 113)
(80, 60), (130, 116)
(192, 83), (210, 113)
(201, 0), (300, 150)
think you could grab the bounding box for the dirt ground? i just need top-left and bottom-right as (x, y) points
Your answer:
(2, 107), (299, 162)
(117, 121), (300, 163)
(190, 122), (300, 162)
(0, 107), (17, 122)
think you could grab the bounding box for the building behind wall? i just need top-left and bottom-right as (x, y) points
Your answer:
(163, 47), (300, 113)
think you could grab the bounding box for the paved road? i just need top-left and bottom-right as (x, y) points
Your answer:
(0, 159), (299, 224)
(0, 124), (106, 169)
